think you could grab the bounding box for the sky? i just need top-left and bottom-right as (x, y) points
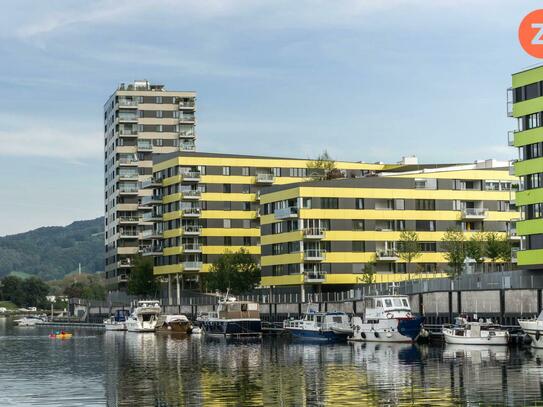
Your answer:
(0, 0), (541, 236)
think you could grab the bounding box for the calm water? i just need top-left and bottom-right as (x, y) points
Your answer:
(1, 317), (543, 406)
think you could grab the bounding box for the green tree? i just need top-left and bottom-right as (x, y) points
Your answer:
(465, 232), (486, 273)
(21, 277), (49, 308)
(306, 150), (343, 180)
(397, 231), (421, 274)
(485, 232), (503, 272)
(359, 258), (376, 285)
(204, 249), (260, 295)
(128, 256), (158, 297)
(441, 228), (466, 278)
(0, 275), (25, 306)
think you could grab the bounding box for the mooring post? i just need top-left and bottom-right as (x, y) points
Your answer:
(448, 291), (453, 324)
(499, 289), (506, 325)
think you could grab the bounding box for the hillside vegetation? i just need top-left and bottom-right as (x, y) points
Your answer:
(0, 217), (104, 280)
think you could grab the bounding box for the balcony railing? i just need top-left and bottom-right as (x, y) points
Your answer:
(183, 261), (202, 270)
(182, 190), (201, 199)
(274, 206), (298, 219)
(461, 208), (488, 219)
(180, 144), (196, 151)
(137, 142), (153, 150)
(256, 173), (274, 183)
(119, 129), (138, 136)
(183, 243), (202, 252)
(304, 271), (327, 282)
(118, 158), (138, 165)
(179, 115), (195, 122)
(118, 274), (129, 283)
(304, 250), (325, 261)
(183, 208), (201, 217)
(119, 188), (138, 194)
(507, 87), (513, 117)
(303, 228), (325, 239)
(141, 178), (160, 189)
(118, 115), (138, 122)
(179, 131), (195, 139)
(119, 230), (139, 238)
(118, 216), (139, 223)
(142, 212), (161, 221)
(117, 259), (132, 267)
(376, 250), (398, 261)
(180, 171), (200, 181)
(508, 131), (516, 147)
(118, 99), (138, 107)
(141, 195), (162, 205)
(183, 225), (201, 234)
(141, 245), (163, 255)
(142, 229), (162, 238)
(178, 99), (195, 108)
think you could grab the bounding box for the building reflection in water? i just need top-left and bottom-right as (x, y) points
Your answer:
(103, 334), (543, 406)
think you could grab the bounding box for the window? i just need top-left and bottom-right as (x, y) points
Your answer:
(416, 220), (436, 231)
(223, 201), (231, 210)
(419, 242), (437, 252)
(222, 166), (230, 176)
(223, 219), (231, 228)
(243, 220), (251, 228)
(395, 220), (406, 231)
(223, 184), (231, 193)
(415, 199), (435, 210)
(242, 202), (250, 211)
(414, 178), (437, 189)
(321, 198), (339, 209)
(272, 168), (281, 177)
(156, 110), (163, 118)
(353, 241), (365, 252)
(303, 198), (312, 208)
(353, 220), (365, 231)
(355, 198), (364, 209)
(243, 237), (251, 246)
(224, 237), (232, 246)
(242, 167), (250, 176)
(289, 168), (307, 177)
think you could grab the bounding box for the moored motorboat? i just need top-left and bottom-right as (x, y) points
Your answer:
(519, 311), (543, 349)
(442, 316), (509, 345)
(13, 315), (46, 327)
(126, 300), (161, 333)
(155, 315), (192, 334)
(197, 295), (261, 337)
(104, 309), (130, 331)
(283, 310), (352, 342)
(349, 295), (424, 343)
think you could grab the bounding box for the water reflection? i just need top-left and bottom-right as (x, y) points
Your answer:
(1, 318), (543, 406)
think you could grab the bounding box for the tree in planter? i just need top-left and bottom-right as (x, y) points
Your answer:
(359, 257), (377, 285)
(204, 249), (261, 295)
(396, 231), (421, 276)
(441, 228), (466, 278)
(465, 232), (486, 273)
(128, 255), (158, 297)
(306, 150), (343, 181)
(485, 232), (506, 272)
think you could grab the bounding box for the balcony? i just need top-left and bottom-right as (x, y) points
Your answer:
(141, 229), (162, 239)
(183, 208), (201, 217)
(509, 160), (517, 176)
(118, 128), (138, 137)
(178, 99), (195, 109)
(304, 271), (327, 283)
(178, 130), (196, 139)
(376, 250), (398, 261)
(141, 178), (161, 189)
(461, 208), (488, 219)
(118, 274), (129, 283)
(118, 158), (138, 166)
(182, 243), (202, 253)
(119, 188), (138, 195)
(180, 144), (196, 152)
(183, 225), (201, 235)
(303, 228), (325, 239)
(118, 172), (138, 180)
(507, 87), (513, 117)
(119, 230), (139, 239)
(180, 171), (201, 182)
(117, 115), (138, 123)
(117, 259), (133, 268)
(141, 195), (162, 206)
(137, 142), (153, 151)
(182, 190), (201, 200)
(512, 248), (519, 263)
(509, 226), (522, 240)
(256, 173), (274, 184)
(274, 206), (298, 220)
(178, 114), (195, 123)
(183, 261), (202, 271)
(508, 131), (516, 147)
(304, 250), (325, 262)
(118, 99), (138, 108)
(118, 216), (139, 224)
(142, 211), (162, 222)
(141, 244), (163, 256)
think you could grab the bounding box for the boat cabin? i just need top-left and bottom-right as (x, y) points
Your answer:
(363, 295), (412, 320)
(213, 301), (260, 320)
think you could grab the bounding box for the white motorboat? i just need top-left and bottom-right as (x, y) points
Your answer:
(349, 295), (424, 343)
(442, 316), (509, 345)
(13, 316), (46, 326)
(126, 301), (161, 332)
(518, 311), (543, 348)
(197, 294), (261, 337)
(104, 309), (130, 331)
(283, 309), (352, 342)
(155, 314), (192, 334)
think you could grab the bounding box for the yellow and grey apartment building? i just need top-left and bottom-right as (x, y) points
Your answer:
(509, 65), (543, 268)
(259, 160), (520, 289)
(145, 151), (390, 290)
(103, 80), (196, 289)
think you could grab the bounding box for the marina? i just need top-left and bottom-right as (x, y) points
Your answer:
(2, 316), (543, 406)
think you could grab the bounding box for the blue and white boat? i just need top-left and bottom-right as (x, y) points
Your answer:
(283, 310), (352, 342)
(198, 295), (261, 337)
(349, 295), (424, 343)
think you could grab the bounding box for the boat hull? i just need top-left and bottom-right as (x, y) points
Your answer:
(518, 320), (543, 349)
(443, 330), (508, 346)
(104, 323), (126, 331)
(349, 317), (424, 343)
(202, 319), (261, 337)
(156, 321), (192, 334)
(286, 327), (349, 342)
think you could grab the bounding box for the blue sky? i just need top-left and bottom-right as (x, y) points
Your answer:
(0, 0), (541, 235)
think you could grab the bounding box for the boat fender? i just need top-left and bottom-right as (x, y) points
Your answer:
(536, 331), (541, 341)
(360, 332), (366, 339)
(406, 312), (411, 318)
(386, 313), (393, 319)
(374, 332), (380, 339)
(386, 332), (392, 338)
